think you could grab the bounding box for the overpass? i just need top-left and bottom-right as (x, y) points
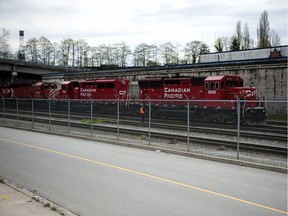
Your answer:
(0, 58), (89, 83)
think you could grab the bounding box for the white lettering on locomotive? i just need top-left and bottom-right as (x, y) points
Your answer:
(208, 90), (216, 94)
(164, 88), (190, 93)
(80, 93), (93, 97)
(80, 88), (97, 93)
(164, 93), (183, 99)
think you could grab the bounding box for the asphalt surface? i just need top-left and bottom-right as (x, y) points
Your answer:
(0, 126), (287, 216)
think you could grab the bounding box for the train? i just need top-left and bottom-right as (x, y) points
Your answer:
(0, 75), (267, 125)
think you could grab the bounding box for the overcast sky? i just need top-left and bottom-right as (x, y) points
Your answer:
(1, 0), (287, 52)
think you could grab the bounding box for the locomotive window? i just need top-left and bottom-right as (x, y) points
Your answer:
(221, 81), (225, 89)
(226, 81), (238, 87)
(149, 81), (161, 88)
(210, 82), (215, 90)
(105, 83), (115, 88)
(61, 85), (68, 91)
(206, 82), (219, 90)
(97, 83), (115, 88)
(192, 77), (205, 86)
(139, 81), (161, 88)
(72, 82), (80, 87)
(97, 83), (105, 88)
(164, 80), (181, 85)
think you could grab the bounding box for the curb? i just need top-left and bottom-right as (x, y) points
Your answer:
(0, 177), (78, 216)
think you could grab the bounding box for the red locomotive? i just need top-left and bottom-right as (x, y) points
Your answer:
(138, 75), (266, 124)
(0, 75), (267, 124)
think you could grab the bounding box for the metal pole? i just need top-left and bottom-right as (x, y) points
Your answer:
(2, 98), (5, 124)
(31, 98), (34, 128)
(237, 99), (240, 159)
(48, 99), (51, 131)
(117, 99), (120, 140)
(148, 100), (151, 145)
(187, 99), (190, 151)
(16, 98), (19, 126)
(90, 100), (93, 136)
(68, 99), (70, 133)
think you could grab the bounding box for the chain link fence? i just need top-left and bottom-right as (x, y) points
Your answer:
(0, 98), (287, 167)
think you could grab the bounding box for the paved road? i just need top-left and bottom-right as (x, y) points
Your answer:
(0, 127), (287, 216)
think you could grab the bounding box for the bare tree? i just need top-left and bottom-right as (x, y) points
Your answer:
(133, 43), (158, 66)
(25, 38), (39, 62)
(160, 42), (178, 65)
(115, 42), (131, 67)
(183, 41), (201, 64)
(38, 37), (54, 65)
(257, 10), (271, 48)
(0, 28), (11, 57)
(58, 38), (74, 67)
(243, 23), (251, 49)
(73, 39), (90, 67)
(270, 29), (281, 47)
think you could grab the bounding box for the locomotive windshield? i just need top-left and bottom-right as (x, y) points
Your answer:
(61, 85), (68, 91)
(226, 81), (243, 87)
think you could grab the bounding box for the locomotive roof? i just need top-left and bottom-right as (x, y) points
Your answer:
(81, 79), (122, 83)
(204, 75), (242, 81)
(35, 82), (44, 86)
(35, 82), (56, 86)
(138, 78), (162, 82)
(61, 81), (72, 85)
(204, 76), (226, 81)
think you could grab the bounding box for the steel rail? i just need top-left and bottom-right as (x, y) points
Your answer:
(1, 114), (287, 156)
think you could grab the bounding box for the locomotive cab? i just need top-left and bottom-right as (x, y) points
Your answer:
(58, 81), (79, 99)
(34, 82), (58, 99)
(203, 75), (266, 124)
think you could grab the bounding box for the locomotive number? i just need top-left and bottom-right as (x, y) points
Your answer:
(208, 90), (216, 94)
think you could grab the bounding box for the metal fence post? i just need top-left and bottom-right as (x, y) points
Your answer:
(48, 99), (51, 131)
(236, 99), (240, 159)
(148, 100), (151, 145)
(90, 100), (93, 136)
(31, 98), (34, 128)
(2, 98), (5, 124)
(117, 99), (120, 140)
(68, 99), (70, 133)
(16, 98), (19, 126)
(187, 99), (190, 151)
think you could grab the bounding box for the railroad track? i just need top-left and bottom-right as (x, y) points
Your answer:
(2, 108), (287, 138)
(1, 113), (287, 156)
